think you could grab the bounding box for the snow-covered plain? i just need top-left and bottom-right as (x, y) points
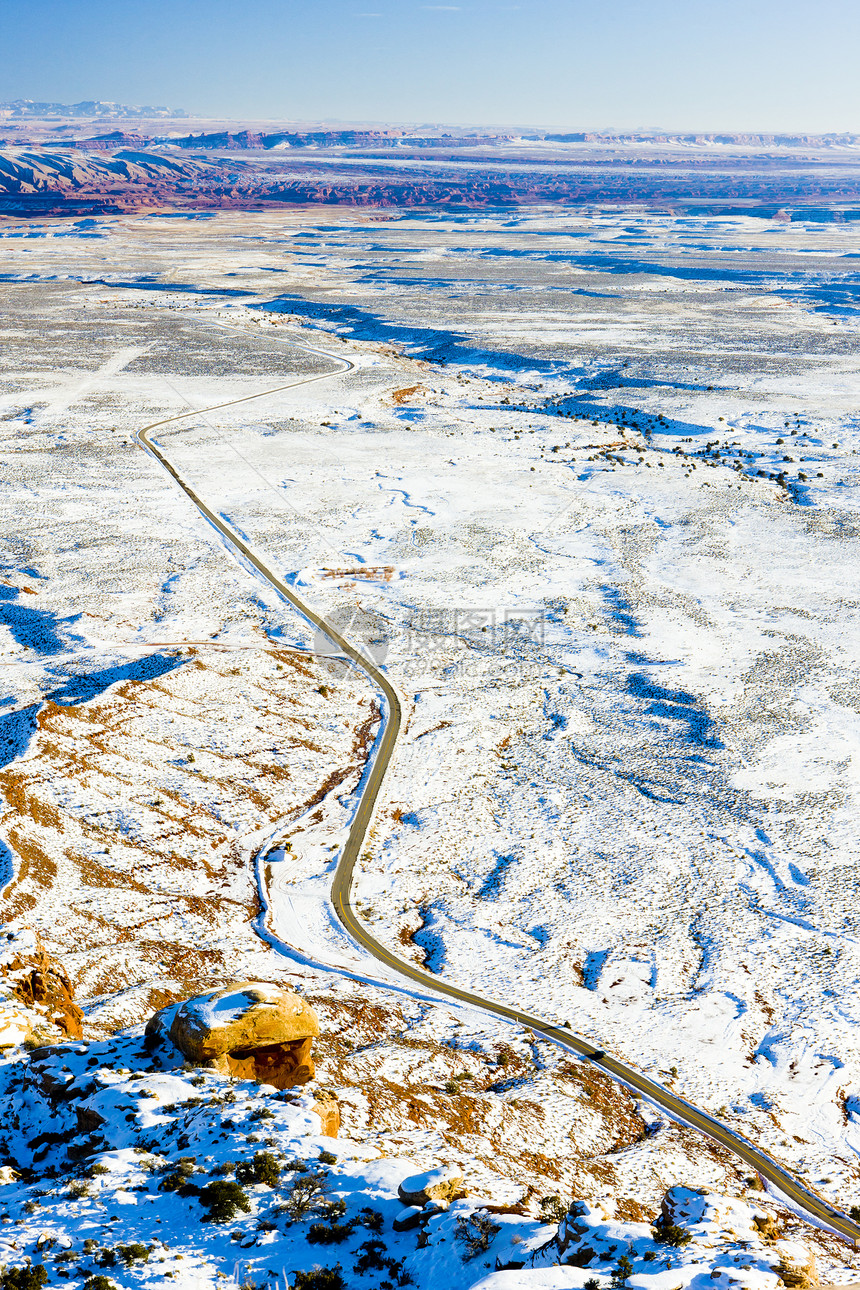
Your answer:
(1, 201), (860, 1285)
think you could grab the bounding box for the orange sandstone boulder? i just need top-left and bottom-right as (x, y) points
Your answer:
(311, 1090), (340, 1137)
(147, 981), (320, 1089)
(398, 1165), (465, 1208)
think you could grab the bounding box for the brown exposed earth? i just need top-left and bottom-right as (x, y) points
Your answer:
(304, 992), (758, 1210)
(0, 643), (376, 1033)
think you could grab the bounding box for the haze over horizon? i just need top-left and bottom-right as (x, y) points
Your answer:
(2, 0), (858, 135)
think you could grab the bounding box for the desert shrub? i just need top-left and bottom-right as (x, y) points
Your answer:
(358, 1207), (384, 1233)
(83, 1279), (115, 1290)
(612, 1254), (633, 1286)
(353, 1240), (386, 1273)
(284, 1173), (329, 1219)
(455, 1212), (501, 1260)
(0, 1269), (48, 1290)
(236, 1150), (280, 1187)
(159, 1157), (197, 1192)
(851, 1204), (860, 1221)
(88, 1163), (110, 1178)
(308, 1223), (354, 1245)
(318, 1150), (337, 1165)
(291, 1270), (345, 1290)
(67, 1179), (90, 1198)
(351, 1242), (408, 1284)
(444, 1071), (473, 1094)
(199, 1180), (251, 1223)
(651, 1218), (691, 1248)
(117, 1245), (151, 1265)
(97, 1250), (116, 1268)
(539, 1194), (567, 1224)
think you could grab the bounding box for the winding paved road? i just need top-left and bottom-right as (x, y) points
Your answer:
(137, 329), (860, 1248)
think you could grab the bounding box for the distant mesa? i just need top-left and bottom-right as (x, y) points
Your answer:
(1, 122), (859, 216)
(0, 98), (186, 119)
(540, 130), (860, 147)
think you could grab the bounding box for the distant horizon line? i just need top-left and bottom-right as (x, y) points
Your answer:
(1, 103), (858, 139)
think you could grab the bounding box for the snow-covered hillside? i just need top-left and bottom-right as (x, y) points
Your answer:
(1, 202), (859, 1285)
(0, 979), (853, 1290)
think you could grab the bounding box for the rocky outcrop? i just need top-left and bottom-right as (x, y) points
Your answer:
(0, 1004), (33, 1048)
(754, 1213), (784, 1242)
(393, 1207), (426, 1232)
(311, 1090), (340, 1137)
(3, 143), (860, 217)
(0, 929), (83, 1039)
(393, 1167), (464, 1234)
(147, 981), (320, 1089)
(398, 1164), (465, 1208)
(776, 1250), (819, 1289)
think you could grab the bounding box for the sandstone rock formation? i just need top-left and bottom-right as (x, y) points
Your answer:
(0, 929), (83, 1040)
(0, 1004), (32, 1049)
(776, 1250), (819, 1290)
(393, 1207), (425, 1233)
(398, 1164), (465, 1208)
(311, 1090), (340, 1137)
(3, 142), (859, 217)
(147, 981), (320, 1089)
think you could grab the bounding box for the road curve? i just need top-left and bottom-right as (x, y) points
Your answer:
(136, 331), (860, 1248)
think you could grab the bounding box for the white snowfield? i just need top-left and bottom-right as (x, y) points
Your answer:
(0, 199), (860, 1286)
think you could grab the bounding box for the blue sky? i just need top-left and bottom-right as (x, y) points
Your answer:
(2, 0), (858, 132)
